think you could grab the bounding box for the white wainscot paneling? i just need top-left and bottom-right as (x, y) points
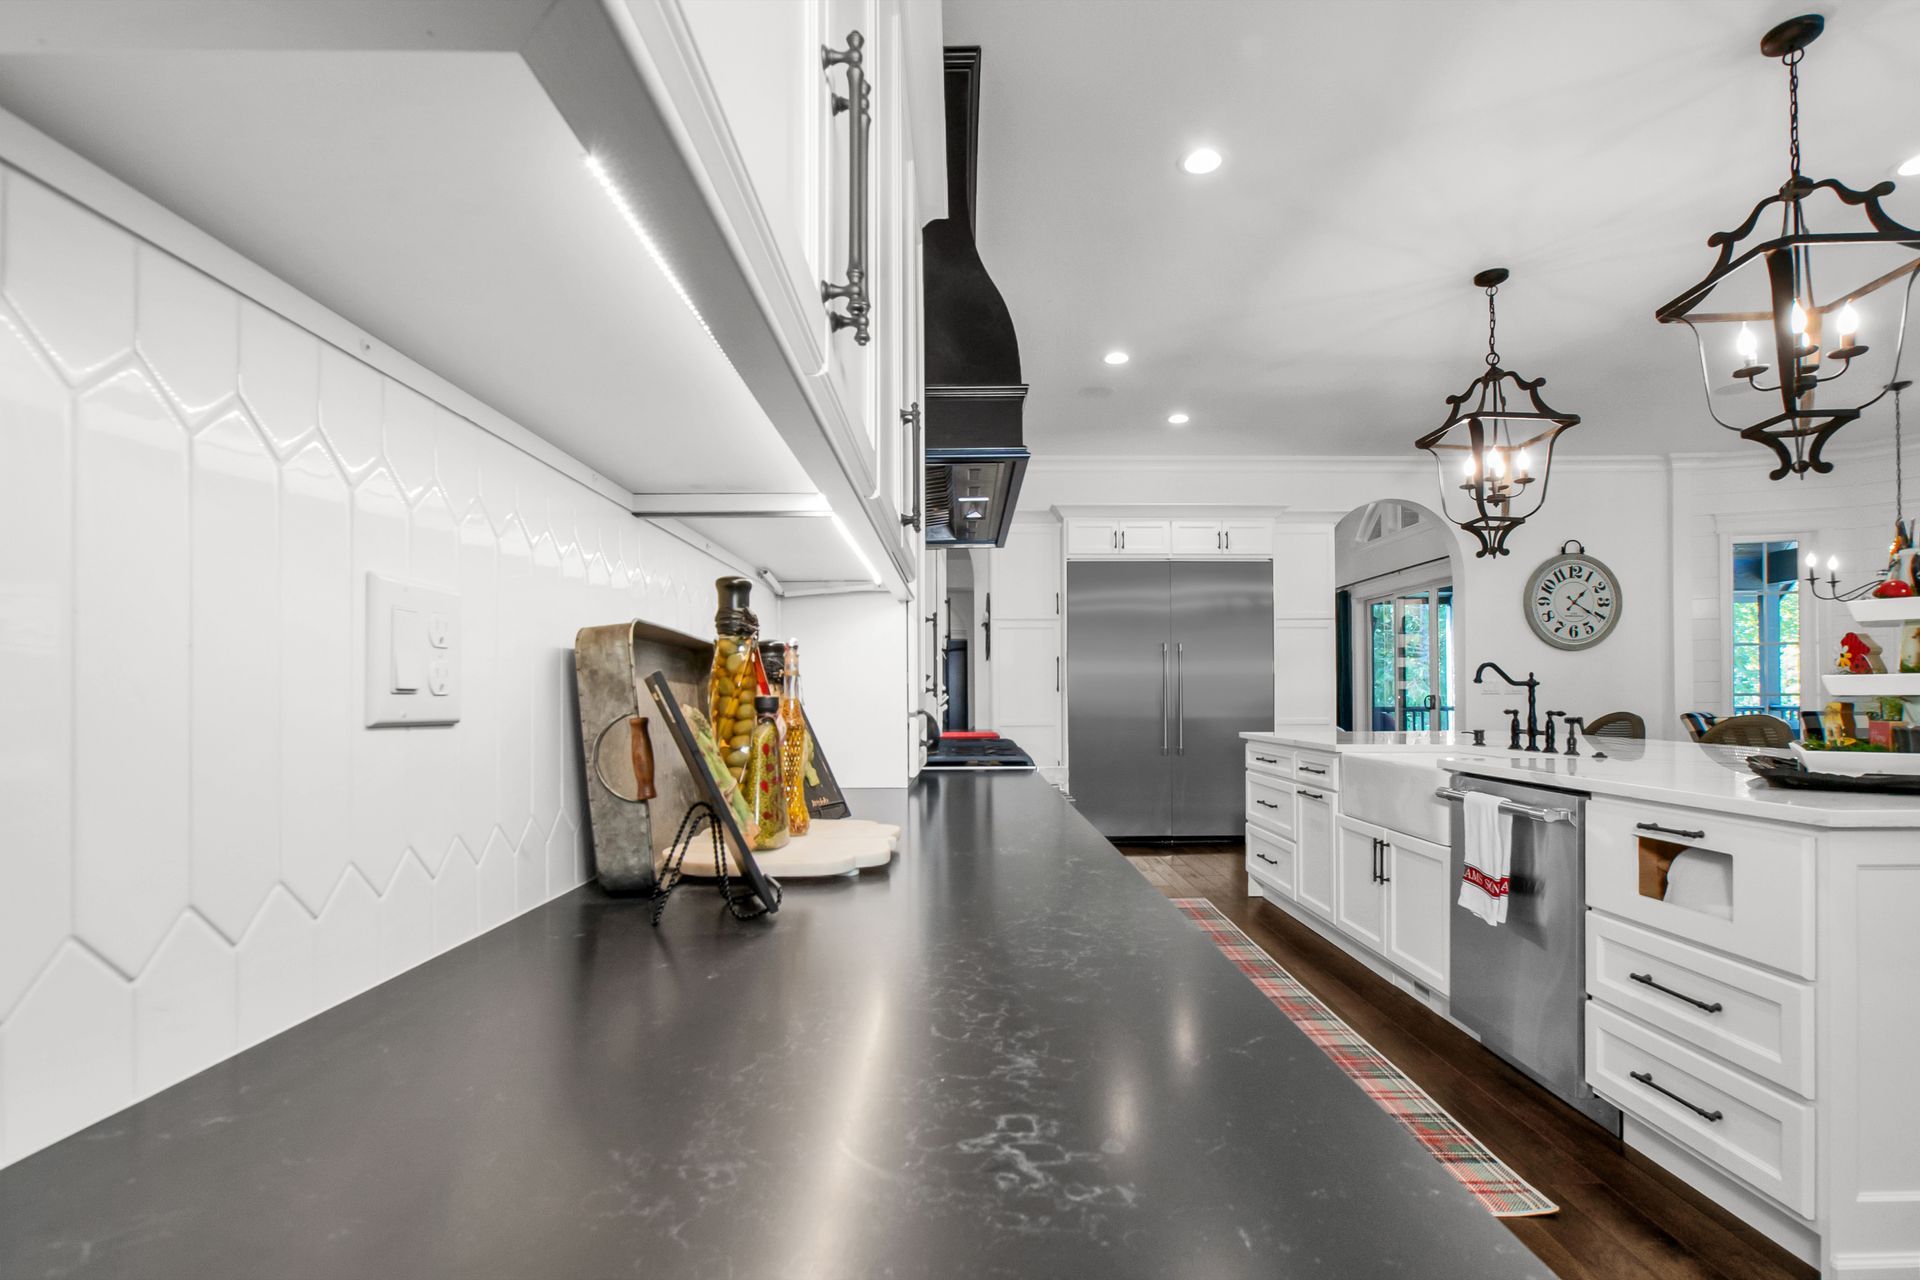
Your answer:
(0, 159), (755, 1168)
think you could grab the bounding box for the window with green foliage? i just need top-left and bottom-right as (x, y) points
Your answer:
(1730, 539), (1800, 724)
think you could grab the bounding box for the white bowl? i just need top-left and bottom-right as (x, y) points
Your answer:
(1790, 741), (1920, 776)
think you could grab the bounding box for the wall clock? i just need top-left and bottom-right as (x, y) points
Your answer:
(1524, 540), (1621, 650)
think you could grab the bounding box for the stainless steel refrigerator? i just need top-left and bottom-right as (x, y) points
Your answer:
(1066, 561), (1274, 839)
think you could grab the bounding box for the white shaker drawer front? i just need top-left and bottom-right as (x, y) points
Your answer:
(1246, 773), (1296, 837)
(1246, 823), (1295, 899)
(1244, 744), (1293, 778)
(1586, 797), (1815, 979)
(1588, 1004), (1815, 1217)
(1293, 749), (1339, 791)
(1588, 913), (1814, 1097)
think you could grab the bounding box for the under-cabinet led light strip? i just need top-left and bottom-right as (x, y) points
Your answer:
(584, 153), (717, 349)
(829, 512), (885, 586)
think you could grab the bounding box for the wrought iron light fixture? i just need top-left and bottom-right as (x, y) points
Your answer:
(1416, 268), (1580, 558)
(1656, 14), (1920, 480)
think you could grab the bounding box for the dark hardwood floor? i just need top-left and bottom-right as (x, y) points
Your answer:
(1119, 845), (1815, 1280)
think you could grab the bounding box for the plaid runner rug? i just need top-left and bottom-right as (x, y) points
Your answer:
(1173, 897), (1557, 1218)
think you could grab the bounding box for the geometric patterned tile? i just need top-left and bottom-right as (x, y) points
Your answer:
(71, 370), (191, 978)
(2, 942), (134, 1163)
(476, 828), (519, 934)
(188, 411), (282, 942)
(2, 173), (135, 381)
(135, 247), (238, 418)
(132, 912), (235, 1097)
(236, 302), (318, 453)
(377, 853), (434, 981)
(0, 315), (75, 1018)
(431, 840), (478, 954)
(313, 868), (380, 1011)
(235, 887), (316, 1051)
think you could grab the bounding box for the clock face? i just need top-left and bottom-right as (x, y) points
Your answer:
(1525, 554), (1621, 650)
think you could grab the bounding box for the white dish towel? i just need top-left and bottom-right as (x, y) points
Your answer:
(1458, 792), (1514, 926)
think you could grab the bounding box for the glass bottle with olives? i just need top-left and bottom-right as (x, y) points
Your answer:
(745, 695), (791, 850)
(706, 576), (761, 787)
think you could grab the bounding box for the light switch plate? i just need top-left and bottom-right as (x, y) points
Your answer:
(365, 573), (461, 727)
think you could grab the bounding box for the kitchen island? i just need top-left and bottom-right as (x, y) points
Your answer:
(0, 772), (1551, 1279)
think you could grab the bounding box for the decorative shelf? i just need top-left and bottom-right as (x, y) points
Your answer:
(1823, 673), (1920, 697)
(1846, 598), (1920, 625)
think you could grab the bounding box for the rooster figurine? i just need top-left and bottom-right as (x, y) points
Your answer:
(1838, 632), (1877, 675)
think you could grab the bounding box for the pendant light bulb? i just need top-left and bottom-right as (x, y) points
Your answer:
(1490, 448), (1507, 477)
(1806, 550), (1820, 569)
(1516, 448), (1533, 477)
(1789, 300), (1809, 335)
(1828, 554), (1841, 572)
(1736, 323), (1760, 362)
(1462, 456), (1477, 478)
(1837, 300), (1862, 343)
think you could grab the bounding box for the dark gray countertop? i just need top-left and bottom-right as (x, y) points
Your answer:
(0, 773), (1551, 1279)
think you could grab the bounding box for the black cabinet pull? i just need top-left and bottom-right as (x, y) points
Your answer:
(1629, 972), (1724, 1013)
(1255, 851), (1278, 866)
(1370, 837), (1381, 884)
(1253, 755), (1279, 764)
(1055, 656), (1060, 692)
(1300, 789), (1325, 801)
(1635, 821), (1705, 841)
(1379, 839), (1390, 885)
(821, 31), (872, 344)
(1629, 1070), (1723, 1122)
(1299, 764), (1327, 776)
(1255, 799), (1280, 809)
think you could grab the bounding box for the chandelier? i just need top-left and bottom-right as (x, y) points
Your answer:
(1655, 13), (1920, 480)
(1416, 268), (1580, 558)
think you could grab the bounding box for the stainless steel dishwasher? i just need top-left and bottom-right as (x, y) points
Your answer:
(1440, 773), (1622, 1134)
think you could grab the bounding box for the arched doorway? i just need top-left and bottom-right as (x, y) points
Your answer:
(1333, 500), (1462, 733)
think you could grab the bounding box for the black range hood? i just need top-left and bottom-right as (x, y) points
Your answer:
(922, 46), (1028, 548)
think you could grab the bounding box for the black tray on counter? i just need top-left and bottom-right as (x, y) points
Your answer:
(1747, 753), (1920, 795)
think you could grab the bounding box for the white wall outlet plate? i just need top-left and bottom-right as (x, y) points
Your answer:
(365, 573), (461, 727)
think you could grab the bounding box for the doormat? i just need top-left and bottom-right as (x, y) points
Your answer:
(1173, 897), (1557, 1218)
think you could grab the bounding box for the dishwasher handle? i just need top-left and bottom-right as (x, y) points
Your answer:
(1433, 786), (1575, 824)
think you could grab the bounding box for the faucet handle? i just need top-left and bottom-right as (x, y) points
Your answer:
(1562, 716), (1585, 757)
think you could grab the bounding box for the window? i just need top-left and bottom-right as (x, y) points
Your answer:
(1730, 539), (1800, 723)
(1365, 582), (1453, 731)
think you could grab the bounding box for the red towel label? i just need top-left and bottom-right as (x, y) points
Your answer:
(1461, 865), (1509, 899)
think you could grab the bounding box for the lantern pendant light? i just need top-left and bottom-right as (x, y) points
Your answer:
(1416, 268), (1580, 558)
(1655, 13), (1920, 481)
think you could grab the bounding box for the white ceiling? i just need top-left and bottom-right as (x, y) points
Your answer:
(0, 51), (808, 495)
(943, 0), (1920, 459)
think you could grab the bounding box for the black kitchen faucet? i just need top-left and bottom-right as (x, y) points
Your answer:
(1474, 662), (1554, 752)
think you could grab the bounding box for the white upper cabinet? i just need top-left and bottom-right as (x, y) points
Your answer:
(992, 521), (1062, 620)
(1065, 516), (1273, 559)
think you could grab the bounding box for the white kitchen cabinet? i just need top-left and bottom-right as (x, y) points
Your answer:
(988, 619), (1062, 768)
(1066, 519), (1120, 556)
(1334, 816), (1387, 950)
(1117, 520), (1171, 555)
(1246, 823), (1296, 900)
(991, 520), (1062, 621)
(1294, 784), (1336, 919)
(1170, 520), (1222, 555)
(1222, 520), (1273, 556)
(1382, 832), (1450, 993)
(1170, 519), (1273, 556)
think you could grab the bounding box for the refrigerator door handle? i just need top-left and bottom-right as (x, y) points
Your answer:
(1175, 643), (1185, 755)
(1160, 643), (1170, 756)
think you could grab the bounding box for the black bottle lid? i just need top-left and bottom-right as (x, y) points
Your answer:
(753, 695), (780, 717)
(714, 576), (757, 634)
(758, 640), (787, 681)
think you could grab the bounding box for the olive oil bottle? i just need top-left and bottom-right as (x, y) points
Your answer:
(706, 577), (759, 787)
(781, 639), (813, 835)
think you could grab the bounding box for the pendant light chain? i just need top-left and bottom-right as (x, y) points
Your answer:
(1785, 48), (1803, 181)
(1485, 283), (1500, 367)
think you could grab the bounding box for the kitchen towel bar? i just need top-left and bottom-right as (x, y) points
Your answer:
(1433, 786), (1576, 825)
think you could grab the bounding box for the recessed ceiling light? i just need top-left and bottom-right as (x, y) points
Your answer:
(1180, 147), (1223, 175)
(1898, 152), (1920, 178)
(1167, 412), (1190, 425)
(1103, 350), (1130, 366)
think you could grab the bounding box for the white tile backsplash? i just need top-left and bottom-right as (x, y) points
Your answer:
(0, 162), (764, 1167)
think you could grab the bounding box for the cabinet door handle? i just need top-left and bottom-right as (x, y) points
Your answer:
(1379, 839), (1390, 884)
(1628, 972), (1724, 1013)
(1635, 821), (1705, 841)
(1628, 1070), (1723, 1123)
(1300, 789), (1324, 801)
(1254, 798), (1280, 809)
(1121, 530), (1127, 550)
(1255, 850), (1278, 866)
(898, 403), (922, 530)
(1055, 656), (1060, 692)
(1370, 837), (1379, 883)
(821, 31), (871, 345)
(1253, 755), (1279, 764)
(1055, 591), (1060, 616)
(1299, 764), (1327, 775)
